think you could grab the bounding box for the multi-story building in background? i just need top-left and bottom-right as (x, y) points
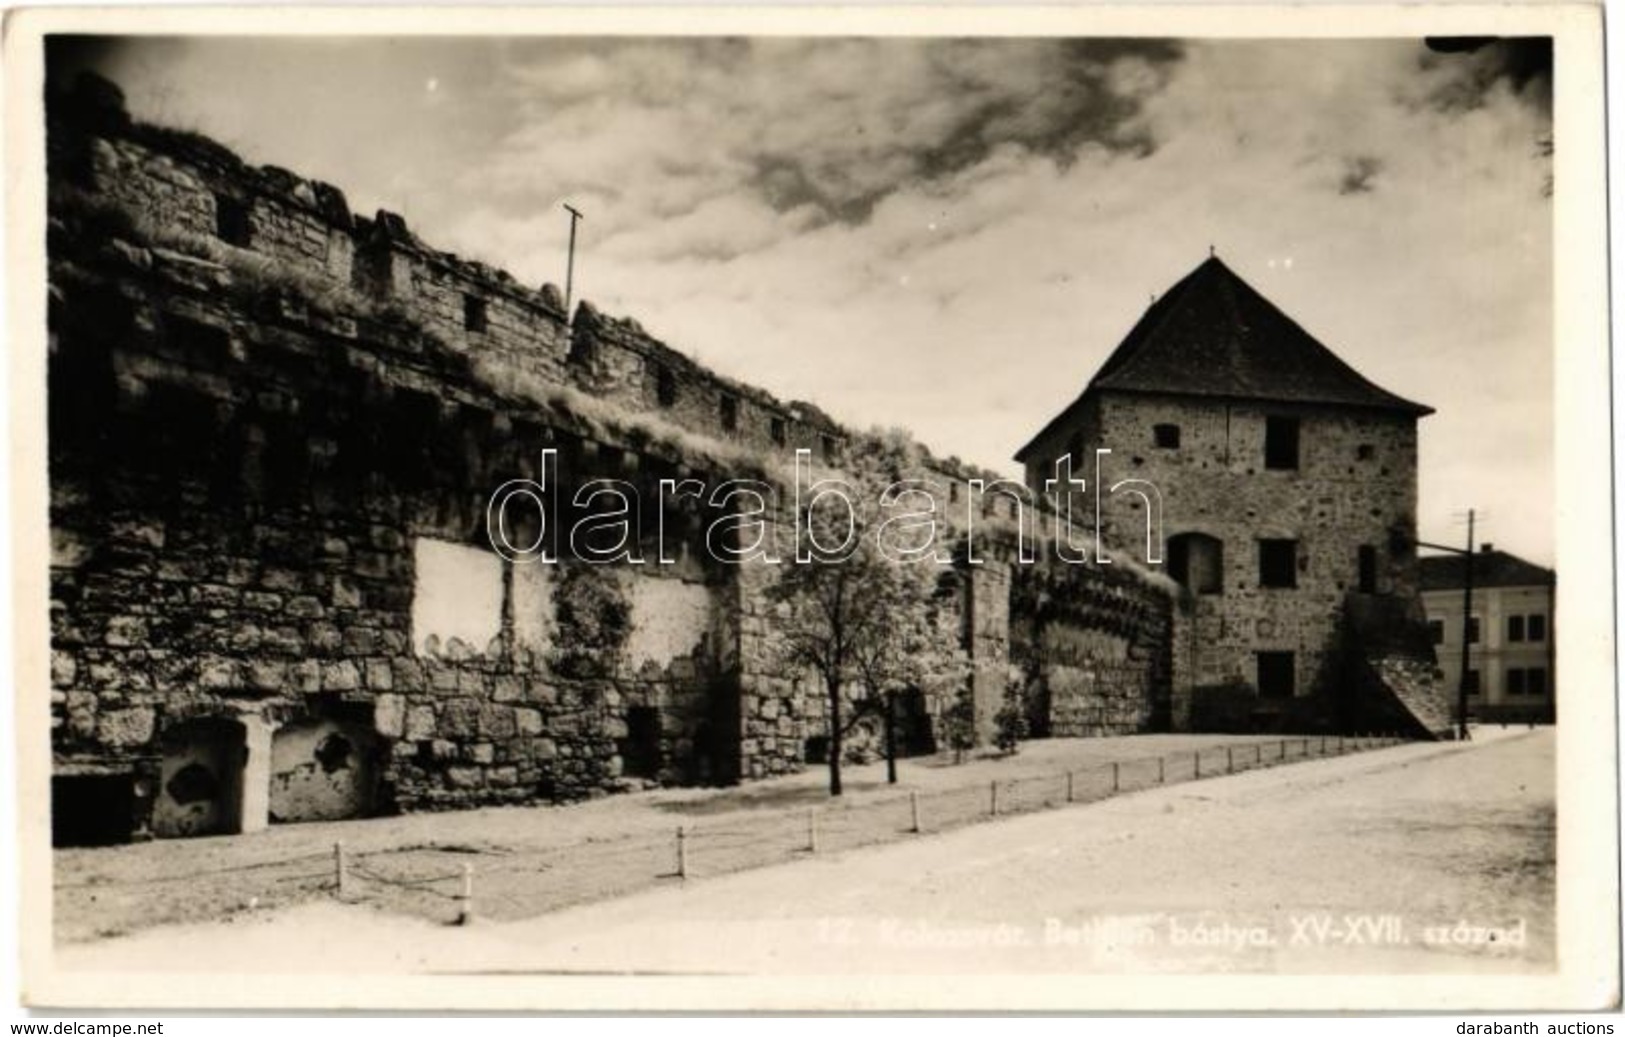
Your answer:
(1421, 546), (1556, 724)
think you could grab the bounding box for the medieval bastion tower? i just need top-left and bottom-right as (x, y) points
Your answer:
(1016, 256), (1451, 735)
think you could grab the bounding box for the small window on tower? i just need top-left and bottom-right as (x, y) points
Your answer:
(770, 416), (787, 446)
(1264, 416), (1301, 470)
(1153, 424), (1181, 449)
(719, 395), (739, 432)
(1357, 443), (1376, 461)
(1428, 620), (1445, 644)
(1258, 538), (1298, 588)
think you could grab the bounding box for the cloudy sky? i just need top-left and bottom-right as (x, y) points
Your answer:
(65, 34), (1554, 563)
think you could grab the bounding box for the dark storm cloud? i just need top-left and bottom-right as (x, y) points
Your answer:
(1337, 155), (1383, 195)
(726, 38), (1186, 225)
(1419, 37), (1553, 116)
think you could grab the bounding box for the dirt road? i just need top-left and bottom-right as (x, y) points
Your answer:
(57, 727), (1552, 976)
(54, 731), (1350, 942)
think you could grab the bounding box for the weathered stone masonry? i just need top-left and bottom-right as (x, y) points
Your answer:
(45, 73), (1179, 845)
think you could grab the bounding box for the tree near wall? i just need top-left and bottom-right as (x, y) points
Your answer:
(764, 440), (969, 796)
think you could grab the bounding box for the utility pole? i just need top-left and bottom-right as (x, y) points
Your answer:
(1457, 509), (1476, 742)
(1418, 508), (1477, 741)
(563, 203), (584, 318)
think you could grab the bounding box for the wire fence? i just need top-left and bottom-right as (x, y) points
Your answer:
(58, 733), (1410, 938)
(330, 733), (1408, 926)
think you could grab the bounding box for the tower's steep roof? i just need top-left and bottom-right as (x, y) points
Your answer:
(1016, 256), (1433, 461)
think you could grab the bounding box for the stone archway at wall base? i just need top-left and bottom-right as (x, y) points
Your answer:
(268, 715), (382, 824)
(152, 716), (248, 838)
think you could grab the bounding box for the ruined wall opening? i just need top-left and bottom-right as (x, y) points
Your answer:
(463, 293), (488, 333)
(893, 689), (937, 756)
(655, 364), (677, 407)
(214, 193), (252, 247)
(152, 717), (248, 838)
(803, 734), (828, 764)
(269, 705), (382, 824)
(619, 706), (662, 780)
(52, 773), (136, 847)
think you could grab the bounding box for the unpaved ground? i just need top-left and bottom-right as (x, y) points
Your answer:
(56, 728), (1553, 975)
(56, 732), (1329, 943)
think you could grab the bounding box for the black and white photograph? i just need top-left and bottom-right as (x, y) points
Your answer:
(5, 3), (1616, 1015)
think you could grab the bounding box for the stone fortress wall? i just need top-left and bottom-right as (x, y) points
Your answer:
(45, 74), (1180, 844)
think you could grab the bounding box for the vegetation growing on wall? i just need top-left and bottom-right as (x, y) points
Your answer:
(994, 669), (1031, 754)
(548, 563), (633, 680)
(764, 437), (971, 795)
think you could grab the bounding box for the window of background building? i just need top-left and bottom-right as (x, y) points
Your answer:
(1264, 416), (1300, 470)
(1528, 614), (1548, 642)
(1527, 668), (1549, 696)
(1258, 538), (1297, 588)
(1507, 668), (1527, 695)
(1356, 443), (1375, 461)
(1508, 615), (1525, 642)
(1154, 424), (1181, 449)
(656, 365), (677, 408)
(1467, 616), (1480, 643)
(1429, 620), (1445, 644)
(1256, 652), (1295, 698)
(719, 395), (739, 432)
(770, 416), (786, 446)
(1464, 669), (1481, 695)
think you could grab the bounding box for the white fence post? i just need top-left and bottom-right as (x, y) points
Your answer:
(455, 862), (474, 926)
